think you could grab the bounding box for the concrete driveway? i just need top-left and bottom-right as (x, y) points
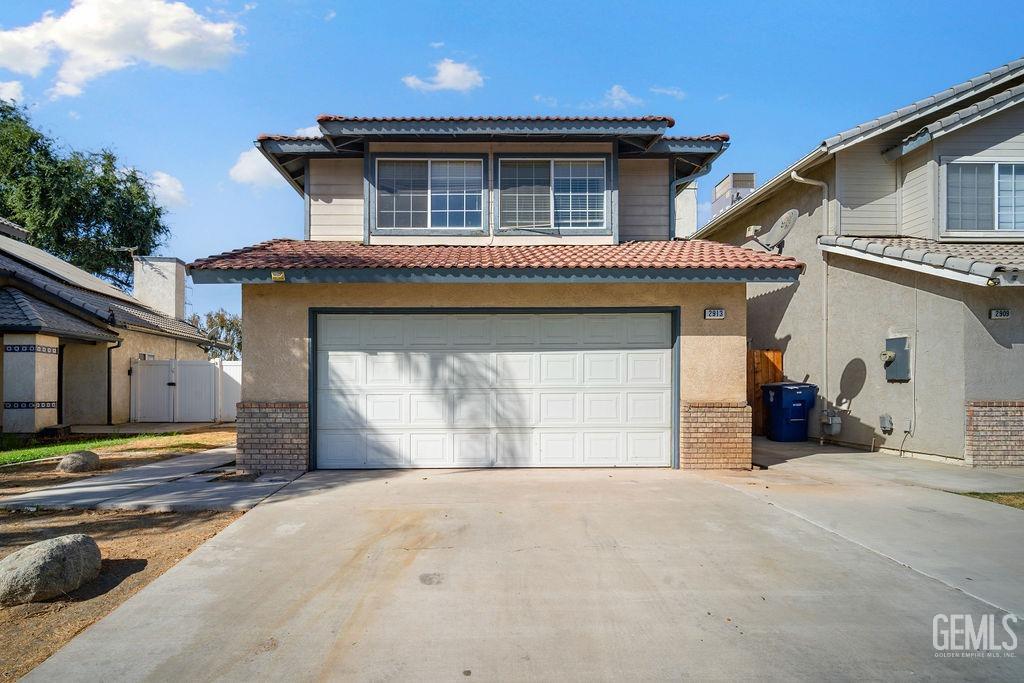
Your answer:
(28, 460), (1024, 681)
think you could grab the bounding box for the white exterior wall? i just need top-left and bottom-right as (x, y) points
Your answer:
(836, 137), (899, 235)
(933, 102), (1024, 160)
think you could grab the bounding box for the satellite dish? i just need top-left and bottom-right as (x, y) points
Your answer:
(756, 209), (798, 249)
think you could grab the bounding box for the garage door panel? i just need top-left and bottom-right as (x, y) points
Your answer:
(583, 392), (622, 423)
(315, 312), (673, 469)
(317, 390), (365, 428)
(626, 352), (669, 384)
(317, 432), (365, 468)
(453, 432), (494, 467)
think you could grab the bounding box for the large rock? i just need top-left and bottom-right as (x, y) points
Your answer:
(56, 451), (100, 473)
(0, 534), (102, 606)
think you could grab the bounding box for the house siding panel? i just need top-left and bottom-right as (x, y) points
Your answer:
(934, 102), (1024, 160)
(900, 143), (935, 238)
(837, 139), (899, 235)
(309, 158), (364, 241)
(619, 159), (669, 241)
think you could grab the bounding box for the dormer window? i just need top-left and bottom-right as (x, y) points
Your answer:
(944, 160), (1024, 233)
(376, 158), (484, 231)
(498, 158), (608, 232)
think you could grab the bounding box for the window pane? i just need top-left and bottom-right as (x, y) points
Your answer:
(947, 163), (994, 231)
(997, 164), (1024, 231)
(377, 160), (428, 229)
(430, 160), (483, 229)
(500, 160), (551, 229)
(553, 160), (605, 228)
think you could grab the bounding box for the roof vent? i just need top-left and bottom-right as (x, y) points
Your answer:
(711, 173), (756, 218)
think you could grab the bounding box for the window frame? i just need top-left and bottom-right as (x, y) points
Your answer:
(940, 156), (1024, 239)
(495, 153), (614, 236)
(368, 153), (489, 236)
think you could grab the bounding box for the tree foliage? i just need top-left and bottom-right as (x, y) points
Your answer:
(187, 309), (242, 360)
(0, 100), (168, 289)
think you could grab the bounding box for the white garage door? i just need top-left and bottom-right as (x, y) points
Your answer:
(314, 312), (674, 468)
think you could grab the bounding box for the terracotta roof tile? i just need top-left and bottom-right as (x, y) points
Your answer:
(316, 114), (675, 125)
(190, 239), (802, 272)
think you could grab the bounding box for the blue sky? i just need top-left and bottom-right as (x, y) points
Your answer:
(2, 0), (1023, 315)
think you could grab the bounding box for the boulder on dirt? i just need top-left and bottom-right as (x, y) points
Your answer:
(0, 534), (102, 606)
(56, 451), (100, 473)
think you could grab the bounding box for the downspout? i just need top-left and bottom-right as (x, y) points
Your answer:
(106, 339), (122, 426)
(790, 171), (830, 443)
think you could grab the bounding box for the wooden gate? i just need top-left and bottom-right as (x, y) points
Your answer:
(747, 349), (783, 435)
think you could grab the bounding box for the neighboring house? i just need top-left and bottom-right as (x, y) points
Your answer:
(190, 115), (801, 473)
(695, 58), (1024, 466)
(0, 228), (217, 432)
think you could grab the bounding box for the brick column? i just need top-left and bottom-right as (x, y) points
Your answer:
(3, 333), (59, 433)
(236, 402), (309, 474)
(965, 401), (1024, 467)
(680, 401), (752, 469)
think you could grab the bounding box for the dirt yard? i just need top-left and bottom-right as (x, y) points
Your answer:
(0, 426), (236, 498)
(0, 508), (240, 680)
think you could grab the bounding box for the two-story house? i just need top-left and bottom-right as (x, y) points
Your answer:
(190, 116), (801, 473)
(695, 58), (1024, 466)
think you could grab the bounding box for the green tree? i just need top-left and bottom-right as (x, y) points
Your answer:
(0, 100), (168, 289)
(187, 309), (242, 360)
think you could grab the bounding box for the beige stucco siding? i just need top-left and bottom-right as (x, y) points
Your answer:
(962, 286), (1024, 402)
(619, 159), (669, 241)
(241, 282), (748, 406)
(309, 158), (363, 241)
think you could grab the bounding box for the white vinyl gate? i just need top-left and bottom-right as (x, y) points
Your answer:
(131, 359), (219, 422)
(314, 311), (675, 469)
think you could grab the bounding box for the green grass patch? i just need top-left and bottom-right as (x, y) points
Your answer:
(0, 436), (139, 465)
(959, 491), (1024, 511)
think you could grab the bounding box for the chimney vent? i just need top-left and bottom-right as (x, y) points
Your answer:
(132, 256), (186, 321)
(711, 173), (756, 218)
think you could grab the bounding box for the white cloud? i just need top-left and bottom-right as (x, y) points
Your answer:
(293, 125), (321, 137)
(229, 147), (280, 188)
(150, 170), (187, 206)
(582, 84), (642, 111)
(402, 58), (483, 92)
(533, 94), (559, 107)
(324, 9), (336, 21)
(716, 93), (731, 102)
(429, 41), (444, 49)
(0, 80), (23, 102)
(68, 109), (80, 119)
(0, 0), (240, 99)
(650, 85), (685, 100)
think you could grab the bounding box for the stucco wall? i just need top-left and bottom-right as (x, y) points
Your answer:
(107, 331), (206, 424)
(240, 282), (748, 406)
(962, 286), (1024, 402)
(62, 341), (107, 424)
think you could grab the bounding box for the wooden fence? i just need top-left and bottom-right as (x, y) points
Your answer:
(747, 349), (784, 435)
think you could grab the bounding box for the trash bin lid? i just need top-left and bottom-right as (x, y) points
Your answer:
(761, 382), (818, 391)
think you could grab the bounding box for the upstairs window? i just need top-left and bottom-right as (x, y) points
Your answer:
(499, 159), (606, 231)
(377, 159), (483, 230)
(946, 161), (1024, 232)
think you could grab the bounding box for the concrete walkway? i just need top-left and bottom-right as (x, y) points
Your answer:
(0, 448), (293, 512)
(26, 467), (1024, 681)
(706, 438), (1024, 616)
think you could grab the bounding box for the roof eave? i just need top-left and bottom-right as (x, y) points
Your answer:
(190, 265), (800, 286)
(691, 145), (829, 239)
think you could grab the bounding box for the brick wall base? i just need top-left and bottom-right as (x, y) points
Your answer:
(965, 401), (1024, 467)
(236, 402), (309, 474)
(680, 401), (752, 470)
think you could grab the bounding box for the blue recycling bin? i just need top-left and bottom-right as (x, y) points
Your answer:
(761, 382), (818, 442)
